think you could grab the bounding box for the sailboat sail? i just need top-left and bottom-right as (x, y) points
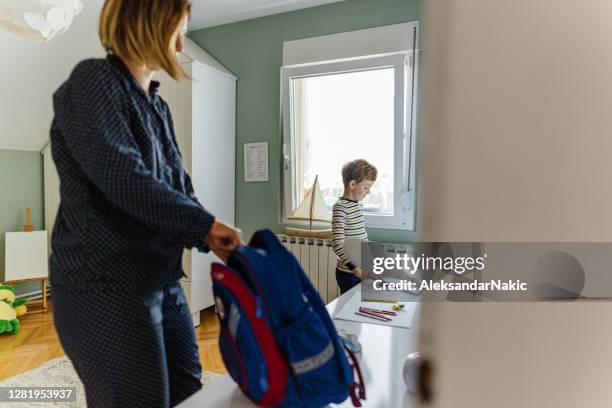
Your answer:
(289, 176), (332, 222)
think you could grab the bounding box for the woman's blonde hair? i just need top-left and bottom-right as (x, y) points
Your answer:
(99, 0), (191, 80)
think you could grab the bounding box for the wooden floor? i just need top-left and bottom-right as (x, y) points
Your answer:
(0, 300), (227, 381)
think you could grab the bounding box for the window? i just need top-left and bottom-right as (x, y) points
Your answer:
(282, 50), (418, 230)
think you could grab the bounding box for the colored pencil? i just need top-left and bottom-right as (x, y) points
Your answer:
(356, 309), (392, 322)
(360, 307), (397, 316)
(355, 311), (390, 322)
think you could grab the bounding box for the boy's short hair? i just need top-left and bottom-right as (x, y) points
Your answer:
(341, 159), (378, 186)
(99, 0), (191, 80)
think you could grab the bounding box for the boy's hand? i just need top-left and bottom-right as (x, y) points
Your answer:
(352, 267), (364, 279)
(204, 220), (242, 263)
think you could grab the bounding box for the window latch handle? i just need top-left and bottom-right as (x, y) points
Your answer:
(402, 190), (413, 211)
(283, 144), (290, 170)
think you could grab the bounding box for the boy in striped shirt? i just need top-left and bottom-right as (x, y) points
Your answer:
(332, 159), (377, 294)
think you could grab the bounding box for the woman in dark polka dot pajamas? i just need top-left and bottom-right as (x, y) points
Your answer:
(49, 1), (241, 407)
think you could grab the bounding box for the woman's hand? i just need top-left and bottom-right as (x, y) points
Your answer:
(352, 267), (364, 279)
(204, 221), (242, 263)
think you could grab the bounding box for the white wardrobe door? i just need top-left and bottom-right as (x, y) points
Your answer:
(191, 62), (236, 312)
(43, 146), (60, 254)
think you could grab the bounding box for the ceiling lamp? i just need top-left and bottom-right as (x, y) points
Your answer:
(0, 0), (83, 41)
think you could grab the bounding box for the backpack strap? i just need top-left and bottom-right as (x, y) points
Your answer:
(343, 341), (366, 407)
(248, 229), (285, 254)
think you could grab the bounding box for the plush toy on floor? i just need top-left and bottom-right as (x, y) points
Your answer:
(0, 284), (23, 334)
(14, 298), (27, 317)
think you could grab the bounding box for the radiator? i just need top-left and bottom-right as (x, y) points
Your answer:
(277, 235), (340, 304)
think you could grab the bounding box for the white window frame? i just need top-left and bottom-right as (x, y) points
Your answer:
(282, 45), (418, 230)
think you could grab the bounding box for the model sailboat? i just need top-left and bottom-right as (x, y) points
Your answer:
(286, 176), (333, 239)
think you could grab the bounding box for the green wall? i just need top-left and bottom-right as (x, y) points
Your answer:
(0, 149), (44, 296)
(190, 0), (422, 242)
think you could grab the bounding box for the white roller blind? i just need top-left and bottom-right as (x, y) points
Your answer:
(283, 21), (418, 66)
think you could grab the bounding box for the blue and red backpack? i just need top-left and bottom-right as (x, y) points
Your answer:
(211, 229), (366, 407)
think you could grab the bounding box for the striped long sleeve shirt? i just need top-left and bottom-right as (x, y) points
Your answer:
(332, 197), (367, 273)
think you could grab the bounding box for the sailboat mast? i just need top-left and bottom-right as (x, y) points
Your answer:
(309, 176), (317, 230)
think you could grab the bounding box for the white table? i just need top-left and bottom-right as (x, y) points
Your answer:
(179, 286), (418, 407)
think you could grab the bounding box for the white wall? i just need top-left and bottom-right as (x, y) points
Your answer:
(0, 0), (105, 151)
(418, 1), (612, 406)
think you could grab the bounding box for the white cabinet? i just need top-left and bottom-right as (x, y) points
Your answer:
(42, 144), (60, 255)
(156, 40), (237, 326)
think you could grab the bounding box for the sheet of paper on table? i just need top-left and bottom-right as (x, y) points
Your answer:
(332, 288), (418, 329)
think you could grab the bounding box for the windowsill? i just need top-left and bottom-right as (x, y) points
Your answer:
(281, 217), (415, 232)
